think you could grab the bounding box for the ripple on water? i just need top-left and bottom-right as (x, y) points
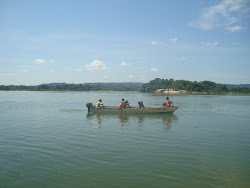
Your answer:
(0, 92), (250, 187)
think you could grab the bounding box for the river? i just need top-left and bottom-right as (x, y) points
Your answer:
(0, 91), (249, 187)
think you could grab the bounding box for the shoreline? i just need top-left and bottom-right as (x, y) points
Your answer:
(0, 90), (249, 95)
(155, 89), (208, 95)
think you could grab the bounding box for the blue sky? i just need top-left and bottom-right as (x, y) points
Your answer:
(0, 0), (249, 85)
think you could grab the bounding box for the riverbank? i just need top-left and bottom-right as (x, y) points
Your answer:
(155, 89), (208, 94)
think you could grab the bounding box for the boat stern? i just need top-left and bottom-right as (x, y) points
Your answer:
(86, 103), (94, 112)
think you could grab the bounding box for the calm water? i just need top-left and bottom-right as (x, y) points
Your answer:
(0, 91), (249, 188)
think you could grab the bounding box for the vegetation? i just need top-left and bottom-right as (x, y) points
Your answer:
(227, 87), (250, 94)
(139, 78), (250, 94)
(0, 82), (142, 91)
(225, 84), (250, 88)
(1, 79), (249, 94)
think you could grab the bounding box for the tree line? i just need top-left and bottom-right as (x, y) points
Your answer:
(139, 78), (250, 94)
(0, 79), (249, 94)
(0, 83), (142, 91)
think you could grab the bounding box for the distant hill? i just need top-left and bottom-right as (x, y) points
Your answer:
(0, 82), (143, 91)
(42, 82), (66, 86)
(225, 84), (250, 89)
(84, 82), (143, 87)
(1, 81), (249, 94)
(42, 82), (143, 87)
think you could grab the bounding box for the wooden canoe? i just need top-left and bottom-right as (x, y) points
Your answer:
(86, 105), (178, 114)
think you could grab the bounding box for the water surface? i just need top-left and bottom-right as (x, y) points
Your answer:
(0, 91), (249, 187)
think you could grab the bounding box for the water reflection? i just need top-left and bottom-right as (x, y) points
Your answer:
(86, 113), (178, 130)
(86, 113), (103, 128)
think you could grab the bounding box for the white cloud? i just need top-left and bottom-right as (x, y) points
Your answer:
(151, 40), (160, 45)
(50, 60), (55, 64)
(150, 68), (160, 72)
(178, 57), (189, 61)
(120, 62), (129, 66)
(85, 59), (107, 70)
(170, 37), (178, 43)
(205, 41), (219, 47)
(128, 75), (135, 78)
(191, 0), (248, 30)
(33, 59), (46, 64)
(75, 68), (83, 72)
(227, 25), (242, 32)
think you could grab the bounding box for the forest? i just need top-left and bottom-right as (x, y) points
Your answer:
(139, 78), (250, 94)
(0, 82), (142, 91)
(0, 79), (249, 94)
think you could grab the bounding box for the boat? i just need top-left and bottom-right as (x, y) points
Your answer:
(86, 103), (178, 114)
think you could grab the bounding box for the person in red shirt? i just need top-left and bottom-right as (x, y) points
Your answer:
(119, 98), (126, 108)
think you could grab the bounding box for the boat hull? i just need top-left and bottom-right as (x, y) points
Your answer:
(87, 106), (178, 114)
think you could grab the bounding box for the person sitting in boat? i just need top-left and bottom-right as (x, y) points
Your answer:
(119, 98), (126, 108)
(163, 97), (172, 107)
(96, 99), (104, 108)
(125, 100), (131, 108)
(138, 101), (145, 108)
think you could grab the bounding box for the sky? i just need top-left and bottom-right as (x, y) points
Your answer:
(0, 0), (250, 85)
